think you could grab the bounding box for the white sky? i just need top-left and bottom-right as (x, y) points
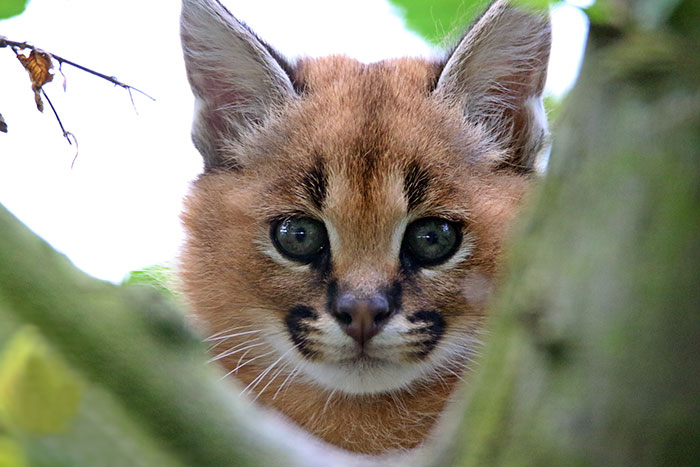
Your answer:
(0, 0), (588, 283)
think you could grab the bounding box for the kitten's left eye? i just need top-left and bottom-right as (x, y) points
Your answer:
(272, 217), (328, 263)
(402, 217), (461, 267)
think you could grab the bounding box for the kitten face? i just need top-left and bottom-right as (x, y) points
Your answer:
(180, 0), (550, 398)
(182, 57), (533, 394)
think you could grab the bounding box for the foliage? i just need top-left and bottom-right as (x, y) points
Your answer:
(0, 0), (28, 20)
(122, 263), (179, 300)
(388, 0), (556, 46)
(439, 0), (700, 464)
(387, 0), (490, 46)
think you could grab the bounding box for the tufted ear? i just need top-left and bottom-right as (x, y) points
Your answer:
(435, 0), (551, 172)
(181, 0), (297, 169)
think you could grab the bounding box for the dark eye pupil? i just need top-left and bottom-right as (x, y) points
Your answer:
(421, 232), (438, 244)
(403, 218), (460, 267)
(273, 217), (327, 262)
(295, 231), (306, 241)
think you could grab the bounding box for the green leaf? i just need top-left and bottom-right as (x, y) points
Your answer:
(512, 0), (557, 12)
(0, 327), (83, 435)
(388, 0), (491, 45)
(388, 0), (556, 46)
(584, 1), (617, 24)
(0, 436), (26, 467)
(0, 0), (30, 20)
(122, 263), (179, 299)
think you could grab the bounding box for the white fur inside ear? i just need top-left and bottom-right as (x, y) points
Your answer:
(181, 0), (295, 167)
(435, 0), (551, 170)
(526, 94), (552, 172)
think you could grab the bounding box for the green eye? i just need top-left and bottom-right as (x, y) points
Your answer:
(272, 217), (328, 262)
(403, 218), (461, 267)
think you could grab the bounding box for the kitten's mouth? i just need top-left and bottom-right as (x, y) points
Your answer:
(298, 349), (431, 395)
(338, 353), (389, 366)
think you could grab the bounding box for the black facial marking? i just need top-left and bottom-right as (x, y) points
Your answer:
(307, 248), (331, 278)
(301, 157), (328, 211)
(403, 162), (432, 211)
(326, 279), (339, 316)
(384, 281), (403, 312)
(408, 310), (446, 359)
(285, 305), (319, 358)
(400, 248), (421, 276)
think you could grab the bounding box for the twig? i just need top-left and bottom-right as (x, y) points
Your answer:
(41, 89), (71, 144)
(41, 89), (79, 167)
(0, 36), (155, 102)
(1, 35), (148, 166)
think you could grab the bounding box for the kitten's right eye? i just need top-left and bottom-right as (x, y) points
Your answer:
(272, 217), (328, 263)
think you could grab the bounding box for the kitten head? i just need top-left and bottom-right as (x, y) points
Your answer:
(180, 0), (550, 395)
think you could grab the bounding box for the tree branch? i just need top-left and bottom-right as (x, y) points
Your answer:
(0, 36), (155, 101)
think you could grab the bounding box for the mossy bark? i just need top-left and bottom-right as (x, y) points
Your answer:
(441, 1), (700, 465)
(0, 211), (363, 466)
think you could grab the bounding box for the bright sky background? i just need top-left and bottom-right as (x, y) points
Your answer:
(0, 0), (589, 283)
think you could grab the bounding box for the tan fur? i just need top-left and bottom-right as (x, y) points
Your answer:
(180, 0), (549, 455)
(181, 57), (530, 453)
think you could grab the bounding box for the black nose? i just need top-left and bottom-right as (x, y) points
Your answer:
(333, 292), (392, 346)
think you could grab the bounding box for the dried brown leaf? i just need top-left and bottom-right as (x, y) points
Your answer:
(16, 49), (54, 112)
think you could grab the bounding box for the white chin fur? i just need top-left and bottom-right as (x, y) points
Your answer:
(299, 359), (429, 395)
(265, 330), (472, 395)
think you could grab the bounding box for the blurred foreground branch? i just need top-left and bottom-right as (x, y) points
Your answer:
(436, 0), (700, 464)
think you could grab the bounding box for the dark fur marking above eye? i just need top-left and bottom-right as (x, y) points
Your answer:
(285, 305), (319, 358)
(408, 310), (446, 359)
(403, 162), (432, 211)
(301, 157), (328, 211)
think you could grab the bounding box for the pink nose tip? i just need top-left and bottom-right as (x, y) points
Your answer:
(334, 293), (392, 346)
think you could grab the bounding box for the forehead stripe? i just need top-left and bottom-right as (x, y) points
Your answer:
(403, 162), (432, 211)
(301, 157), (328, 210)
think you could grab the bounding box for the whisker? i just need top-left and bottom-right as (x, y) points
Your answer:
(389, 390), (410, 416)
(205, 329), (262, 342)
(253, 362), (289, 402)
(205, 329), (262, 352)
(321, 388), (337, 415)
(205, 324), (256, 340)
(207, 340), (263, 363)
(443, 367), (466, 383)
(273, 362), (302, 400)
(242, 346), (295, 396)
(219, 350), (277, 381)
